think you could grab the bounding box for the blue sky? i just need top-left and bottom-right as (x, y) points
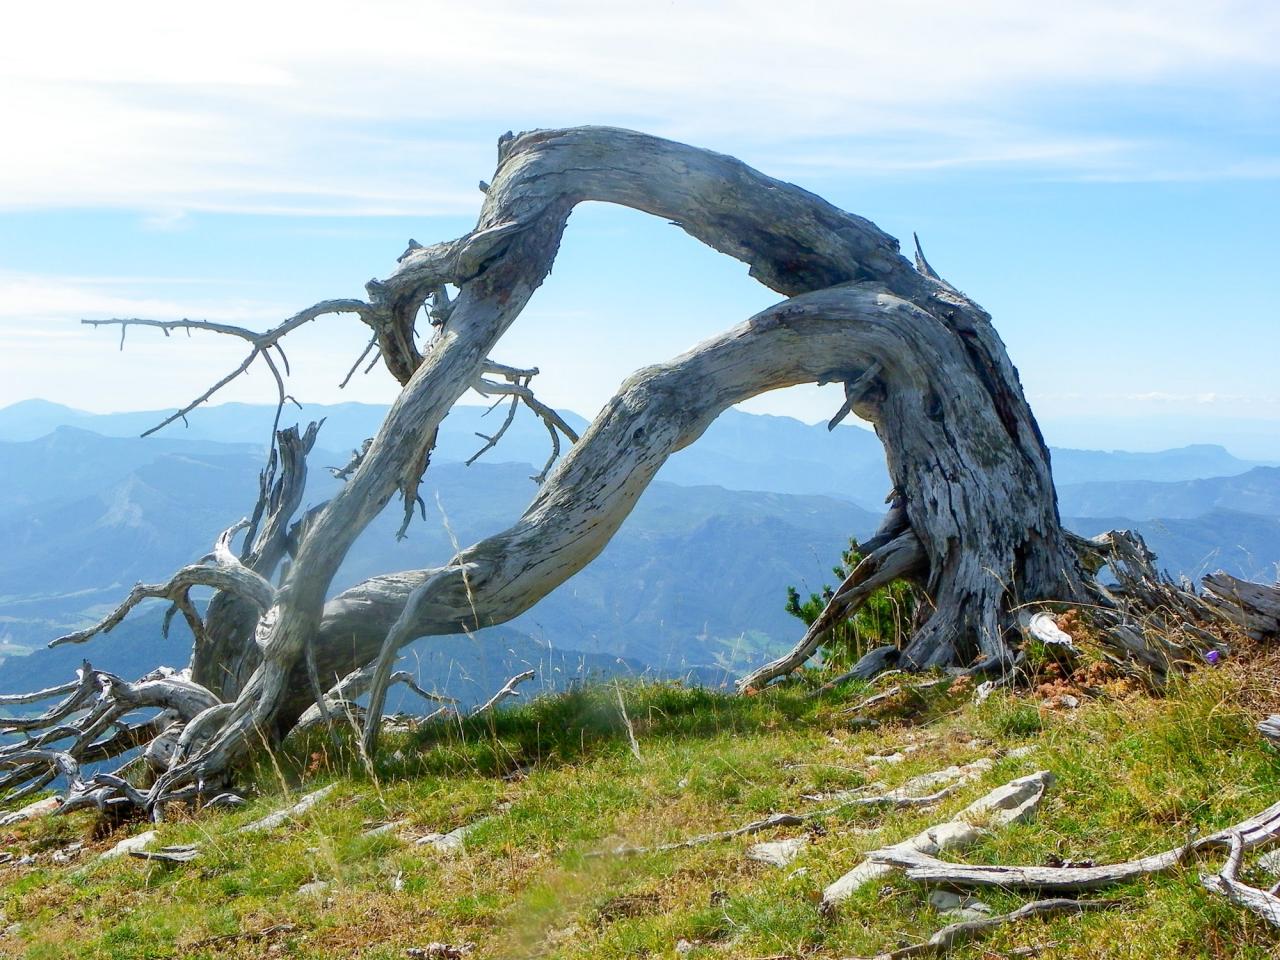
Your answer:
(2, 1), (1278, 456)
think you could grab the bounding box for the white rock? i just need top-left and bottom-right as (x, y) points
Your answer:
(746, 836), (808, 867)
(362, 819), (406, 838)
(928, 890), (964, 911)
(1258, 849), (1280, 876)
(297, 880), (331, 899)
(100, 830), (157, 860)
(418, 822), (477, 855)
(1003, 744), (1038, 760)
(929, 890), (993, 917)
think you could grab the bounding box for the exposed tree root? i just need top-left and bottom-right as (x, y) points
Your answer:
(873, 795), (1280, 893)
(823, 771), (1052, 910)
(843, 898), (1117, 960)
(1201, 832), (1280, 928)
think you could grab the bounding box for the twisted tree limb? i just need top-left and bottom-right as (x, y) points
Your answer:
(4, 125), (1274, 814)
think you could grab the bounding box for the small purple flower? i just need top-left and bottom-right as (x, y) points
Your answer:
(1205, 650), (1222, 666)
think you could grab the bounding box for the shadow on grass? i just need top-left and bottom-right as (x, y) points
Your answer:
(267, 679), (849, 787)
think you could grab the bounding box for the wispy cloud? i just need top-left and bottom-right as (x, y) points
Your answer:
(0, 271), (288, 325)
(2, 1), (1277, 215)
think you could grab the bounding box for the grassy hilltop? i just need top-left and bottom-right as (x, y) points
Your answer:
(2, 658), (1279, 959)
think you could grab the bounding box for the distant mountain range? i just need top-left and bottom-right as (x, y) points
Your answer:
(0, 398), (1275, 702)
(1, 397), (1274, 506)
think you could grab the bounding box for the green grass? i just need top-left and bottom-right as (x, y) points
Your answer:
(1, 667), (1278, 959)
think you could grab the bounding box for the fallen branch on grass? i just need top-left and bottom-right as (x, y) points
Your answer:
(823, 771), (1052, 910)
(588, 812), (806, 858)
(239, 783), (337, 834)
(844, 897), (1117, 960)
(805, 758), (995, 808)
(873, 794), (1280, 893)
(1201, 832), (1280, 928)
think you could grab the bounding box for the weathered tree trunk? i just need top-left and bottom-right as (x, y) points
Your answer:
(2, 126), (1269, 815)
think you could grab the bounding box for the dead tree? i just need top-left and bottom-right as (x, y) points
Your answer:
(3, 126), (1276, 818)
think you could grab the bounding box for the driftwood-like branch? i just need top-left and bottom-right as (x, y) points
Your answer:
(1202, 572), (1280, 641)
(0, 662), (219, 810)
(470, 669), (536, 717)
(876, 795), (1280, 893)
(590, 812), (806, 858)
(239, 783), (337, 834)
(738, 530), (926, 692)
(49, 521), (273, 649)
(84, 300), (367, 439)
(823, 771), (1053, 910)
(1201, 832), (1280, 928)
(846, 898), (1116, 960)
(806, 757), (994, 808)
(471, 359), (580, 483)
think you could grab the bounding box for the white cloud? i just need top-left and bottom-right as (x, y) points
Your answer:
(2, 1), (1277, 214)
(0, 271), (286, 325)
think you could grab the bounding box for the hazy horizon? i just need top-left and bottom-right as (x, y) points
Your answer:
(4, 394), (1278, 461)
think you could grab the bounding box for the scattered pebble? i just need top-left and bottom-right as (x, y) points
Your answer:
(51, 843), (84, 865)
(416, 822), (476, 855)
(362, 820), (407, 838)
(406, 943), (474, 958)
(297, 880), (331, 899)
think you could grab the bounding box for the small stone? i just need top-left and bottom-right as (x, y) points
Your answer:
(417, 822), (476, 855)
(930, 890), (993, 917)
(51, 843), (84, 865)
(1042, 694), (1079, 710)
(406, 943), (475, 959)
(928, 890), (965, 911)
(746, 836), (809, 867)
(362, 820), (407, 838)
(867, 751), (906, 765)
(297, 880), (331, 899)
(1258, 849), (1280, 875)
(675, 939), (695, 955)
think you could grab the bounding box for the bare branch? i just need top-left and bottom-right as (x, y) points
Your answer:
(48, 522), (274, 649)
(847, 898), (1117, 960)
(1202, 832), (1280, 928)
(590, 812), (805, 858)
(470, 669), (536, 717)
(83, 298), (368, 438)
